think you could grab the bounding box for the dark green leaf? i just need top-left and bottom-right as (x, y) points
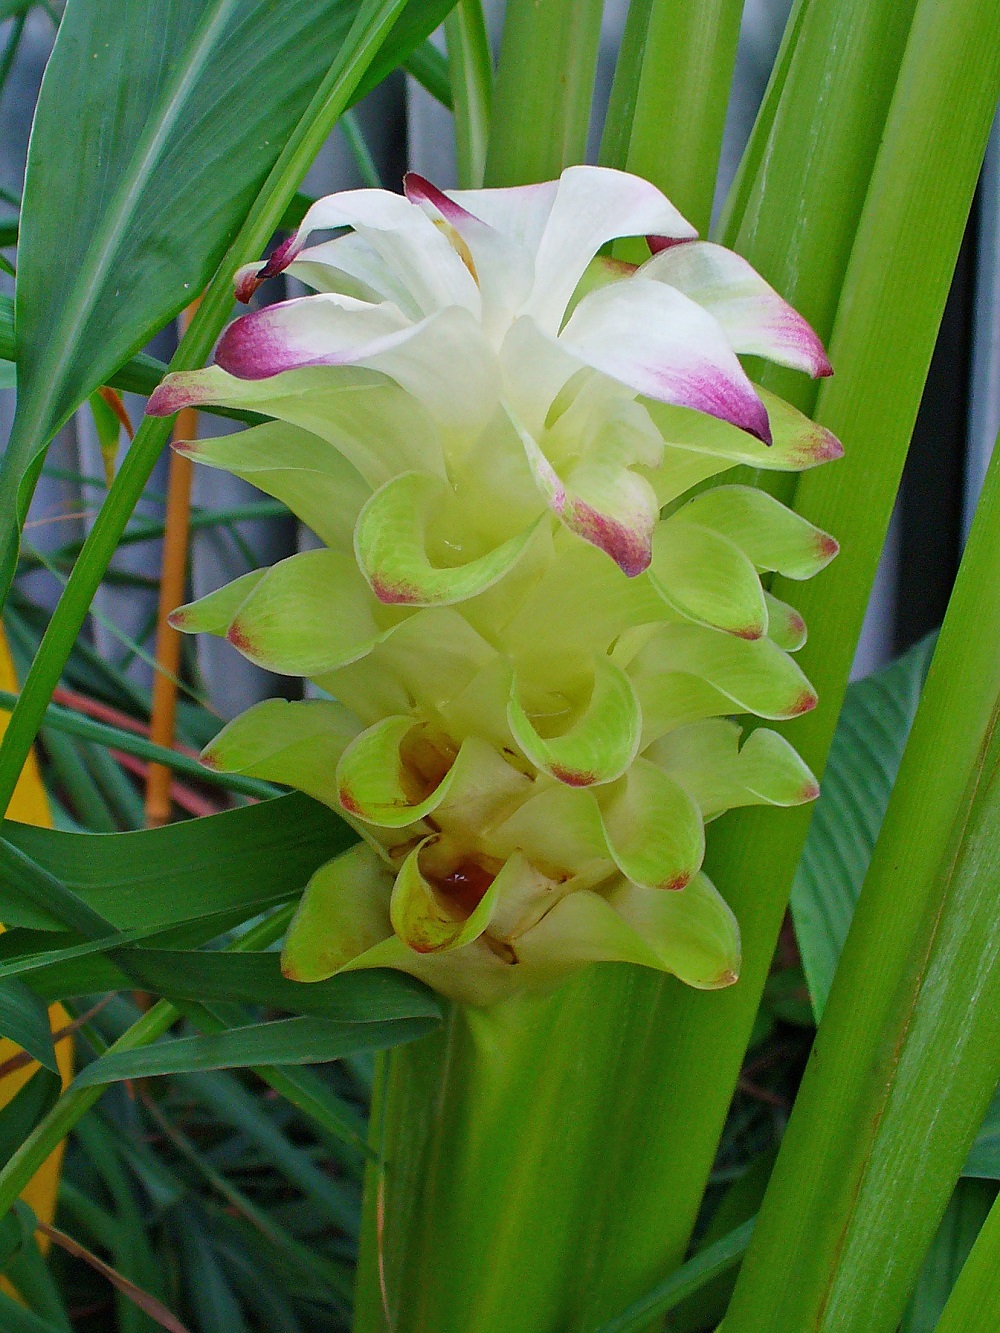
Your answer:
(790, 633), (937, 1017)
(404, 38), (453, 107)
(2, 1208), (73, 1331)
(0, 1290), (64, 1333)
(74, 1014), (438, 1084)
(0, 836), (117, 938)
(764, 967), (815, 1028)
(965, 1088), (1000, 1179)
(0, 792), (353, 932)
(104, 949), (440, 1024)
(0, 905), (281, 989)
(900, 1178), (999, 1332)
(0, 1200), (34, 1273)
(0, 977), (57, 1071)
(0, 1068), (60, 1166)
(2, 0), (456, 585)
(171, 1065), (361, 1234)
(176, 1207), (249, 1333)
(595, 1218), (756, 1333)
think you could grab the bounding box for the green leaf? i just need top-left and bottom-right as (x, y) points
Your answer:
(0, 792), (354, 932)
(74, 1014), (438, 1085)
(601, 0), (745, 235)
(172, 1062), (362, 1234)
(594, 1218), (756, 1333)
(404, 38), (454, 108)
(933, 1188), (1000, 1333)
(900, 1179), (998, 1333)
(0, 1202), (28, 1275)
(790, 633), (936, 1017)
(0, 977), (57, 1072)
(1, 0), (456, 592)
(0, 1286), (64, 1332)
(0, 837), (118, 938)
(1, 1208), (72, 1333)
(0, 1068), (60, 1167)
(0, 294), (164, 399)
(102, 949), (441, 1024)
(965, 1089), (1000, 1180)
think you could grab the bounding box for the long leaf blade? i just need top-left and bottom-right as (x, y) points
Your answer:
(0, 977), (57, 1072)
(74, 1015), (438, 1084)
(0, 792), (353, 933)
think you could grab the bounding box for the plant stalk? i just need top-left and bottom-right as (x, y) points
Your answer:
(353, 977), (665, 1332)
(484, 0), (603, 186)
(445, 0), (492, 189)
(601, 0), (745, 236)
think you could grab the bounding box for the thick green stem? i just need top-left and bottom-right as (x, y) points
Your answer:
(721, 429), (1000, 1330)
(484, 0), (603, 186)
(445, 0), (492, 189)
(601, 0), (745, 236)
(352, 1), (1000, 1328)
(0, 0), (409, 818)
(354, 975), (670, 1332)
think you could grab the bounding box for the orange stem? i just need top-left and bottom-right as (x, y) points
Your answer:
(145, 302), (200, 827)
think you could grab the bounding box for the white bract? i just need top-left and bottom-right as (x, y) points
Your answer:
(150, 166), (839, 1006)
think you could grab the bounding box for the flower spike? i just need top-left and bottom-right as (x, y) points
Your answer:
(162, 166), (840, 1006)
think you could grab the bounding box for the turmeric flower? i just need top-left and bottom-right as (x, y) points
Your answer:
(149, 166), (839, 1006)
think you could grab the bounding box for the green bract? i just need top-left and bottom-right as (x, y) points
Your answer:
(151, 166), (839, 1005)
